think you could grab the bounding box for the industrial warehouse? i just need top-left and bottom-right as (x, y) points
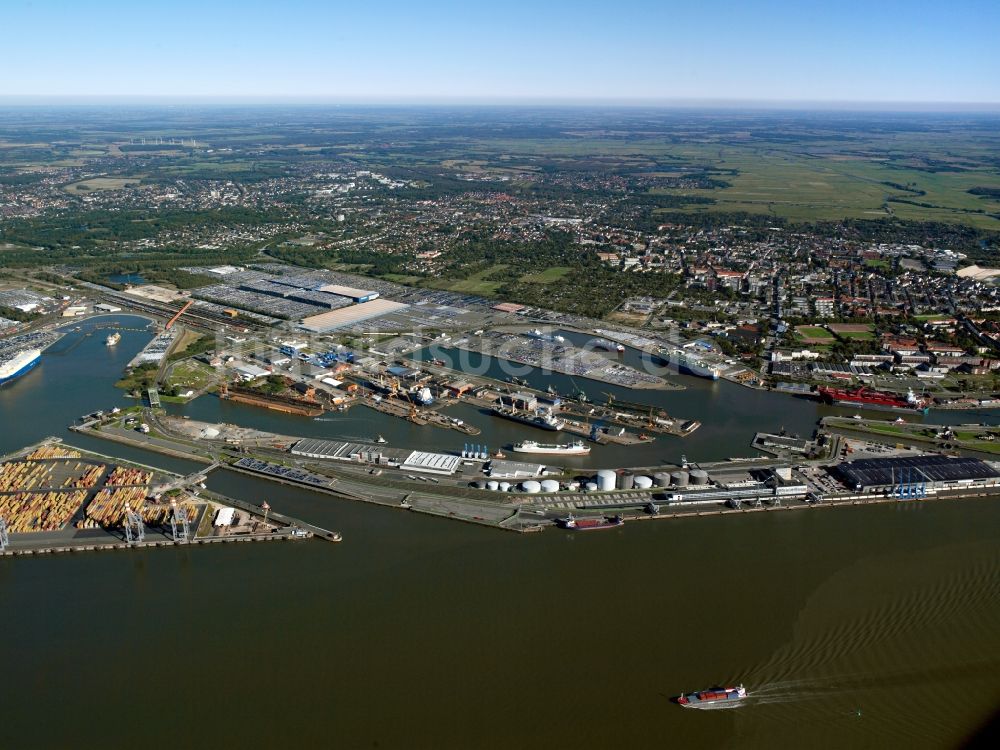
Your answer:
(186, 265), (401, 325)
(291, 438), (461, 475)
(830, 455), (1000, 492)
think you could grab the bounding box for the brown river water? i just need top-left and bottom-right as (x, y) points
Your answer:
(1, 317), (998, 748)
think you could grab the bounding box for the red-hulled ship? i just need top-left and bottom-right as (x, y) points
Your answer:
(677, 685), (747, 708)
(817, 386), (929, 414)
(557, 514), (624, 531)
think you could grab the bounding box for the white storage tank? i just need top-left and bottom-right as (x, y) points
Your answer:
(584, 482), (598, 492)
(521, 480), (541, 493)
(596, 470), (616, 491)
(690, 469), (710, 485)
(540, 479), (560, 493)
(498, 481), (511, 492)
(486, 480), (499, 491)
(634, 475), (653, 490)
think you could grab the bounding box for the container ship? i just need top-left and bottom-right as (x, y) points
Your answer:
(817, 386), (929, 414)
(106, 332), (121, 346)
(589, 337), (626, 353)
(512, 440), (590, 455)
(490, 406), (565, 431)
(557, 514), (624, 531)
(655, 348), (721, 380)
(677, 685), (747, 708)
(0, 348), (41, 386)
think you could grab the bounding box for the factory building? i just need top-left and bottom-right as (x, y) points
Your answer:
(387, 365), (423, 381)
(290, 439), (459, 475)
(499, 391), (538, 411)
(232, 363), (270, 381)
(400, 451), (461, 475)
(299, 299), (409, 332)
(486, 459), (546, 479)
(830, 455), (1000, 492)
(318, 284), (380, 303)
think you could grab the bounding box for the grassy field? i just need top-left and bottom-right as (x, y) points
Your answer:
(466, 131), (1000, 231)
(380, 273), (425, 285)
(520, 266), (572, 283)
(796, 325), (835, 341)
(63, 177), (142, 194)
(424, 264), (508, 295)
(452, 129), (999, 229)
(164, 359), (217, 393)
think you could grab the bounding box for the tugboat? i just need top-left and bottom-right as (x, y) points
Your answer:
(676, 685), (748, 708)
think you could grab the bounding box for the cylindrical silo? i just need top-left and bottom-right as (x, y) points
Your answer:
(596, 470), (616, 491)
(498, 481), (511, 492)
(634, 475), (653, 490)
(653, 472), (670, 488)
(473, 480), (486, 490)
(584, 482), (598, 492)
(486, 480), (499, 491)
(670, 471), (689, 487)
(618, 471), (635, 490)
(540, 479), (560, 493)
(690, 469), (709, 485)
(521, 480), (541, 493)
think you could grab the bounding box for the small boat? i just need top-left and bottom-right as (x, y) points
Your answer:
(677, 685), (747, 708)
(492, 449), (507, 459)
(106, 332), (121, 346)
(375, 434), (387, 444)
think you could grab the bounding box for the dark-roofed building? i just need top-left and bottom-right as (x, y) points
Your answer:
(830, 455), (1000, 491)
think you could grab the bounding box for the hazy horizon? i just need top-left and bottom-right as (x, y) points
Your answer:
(0, 96), (999, 113)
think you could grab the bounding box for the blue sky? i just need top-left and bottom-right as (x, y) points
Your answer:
(4, 0), (998, 103)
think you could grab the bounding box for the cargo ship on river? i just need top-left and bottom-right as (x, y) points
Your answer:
(556, 514), (624, 531)
(0, 348), (41, 386)
(654, 348), (721, 380)
(818, 386), (929, 414)
(490, 406), (565, 431)
(677, 685), (747, 708)
(556, 514), (625, 531)
(512, 439), (590, 455)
